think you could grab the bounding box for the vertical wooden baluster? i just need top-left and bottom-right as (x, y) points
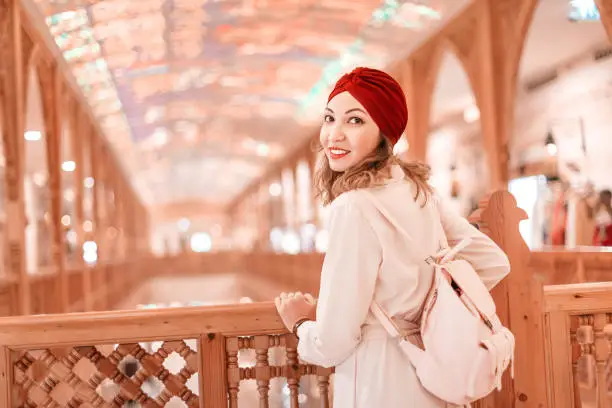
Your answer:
(576, 315), (596, 408)
(317, 367), (333, 408)
(0, 346), (11, 407)
(226, 338), (240, 408)
(595, 313), (610, 408)
(284, 335), (300, 407)
(200, 334), (227, 408)
(254, 336), (270, 408)
(604, 313), (612, 408)
(571, 315), (583, 408)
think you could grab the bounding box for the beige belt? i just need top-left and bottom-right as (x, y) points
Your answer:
(361, 321), (423, 349)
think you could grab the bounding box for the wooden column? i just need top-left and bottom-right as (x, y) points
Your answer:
(38, 63), (68, 313)
(89, 130), (105, 309)
(126, 182), (135, 256)
(0, 1), (33, 315)
(114, 176), (124, 260)
(101, 148), (113, 262)
(441, 0), (538, 190)
(596, 0), (612, 41)
(72, 102), (90, 310)
(118, 175), (127, 260)
(138, 201), (149, 254)
(291, 165), (299, 231)
(307, 150), (319, 227)
(470, 191), (548, 407)
(108, 171), (117, 259)
(125, 185), (134, 256)
(402, 51), (439, 162)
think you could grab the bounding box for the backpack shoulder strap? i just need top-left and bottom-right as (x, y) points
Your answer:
(359, 189), (439, 338)
(359, 189), (434, 266)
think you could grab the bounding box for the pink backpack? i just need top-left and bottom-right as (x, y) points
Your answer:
(362, 191), (515, 407)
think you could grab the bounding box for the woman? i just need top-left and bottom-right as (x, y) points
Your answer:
(275, 67), (510, 407)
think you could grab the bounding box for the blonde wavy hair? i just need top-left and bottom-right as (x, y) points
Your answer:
(313, 136), (433, 206)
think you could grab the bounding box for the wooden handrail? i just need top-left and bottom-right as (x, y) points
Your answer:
(0, 303), (284, 348)
(544, 281), (612, 312)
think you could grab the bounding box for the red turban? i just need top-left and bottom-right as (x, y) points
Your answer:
(327, 67), (408, 146)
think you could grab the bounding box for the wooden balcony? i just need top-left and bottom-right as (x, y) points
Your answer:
(0, 190), (608, 407)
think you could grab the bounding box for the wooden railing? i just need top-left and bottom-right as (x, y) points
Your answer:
(1, 190), (612, 406)
(532, 248), (612, 285)
(544, 282), (612, 408)
(0, 258), (150, 317)
(0, 303), (333, 407)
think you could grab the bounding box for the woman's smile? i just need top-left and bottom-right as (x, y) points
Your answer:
(328, 146), (351, 160)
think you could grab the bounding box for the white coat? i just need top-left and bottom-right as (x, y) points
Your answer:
(297, 166), (511, 407)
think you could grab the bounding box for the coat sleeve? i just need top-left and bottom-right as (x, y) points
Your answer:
(436, 196), (511, 290)
(296, 197), (381, 368)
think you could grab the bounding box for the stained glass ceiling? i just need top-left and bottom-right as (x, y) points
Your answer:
(33, 0), (468, 206)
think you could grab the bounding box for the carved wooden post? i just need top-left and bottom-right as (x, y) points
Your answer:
(0, 0), (31, 315)
(469, 191), (548, 407)
(595, 0), (612, 41)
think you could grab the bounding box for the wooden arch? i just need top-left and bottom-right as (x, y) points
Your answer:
(402, 0), (540, 190)
(401, 32), (476, 163)
(596, 0), (612, 41)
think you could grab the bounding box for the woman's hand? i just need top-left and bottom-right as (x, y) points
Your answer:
(274, 292), (317, 333)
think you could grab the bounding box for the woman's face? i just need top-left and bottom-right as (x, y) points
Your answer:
(319, 92), (381, 172)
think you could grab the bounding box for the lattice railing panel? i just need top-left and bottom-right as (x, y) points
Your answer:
(13, 339), (199, 407)
(571, 312), (612, 407)
(227, 333), (334, 408)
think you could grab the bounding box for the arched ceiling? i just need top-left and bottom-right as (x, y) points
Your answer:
(28, 0), (470, 209)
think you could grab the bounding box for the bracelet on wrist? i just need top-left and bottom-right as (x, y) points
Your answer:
(292, 318), (311, 338)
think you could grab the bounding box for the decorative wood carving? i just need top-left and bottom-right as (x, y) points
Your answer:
(544, 283), (612, 407)
(226, 333), (333, 407)
(470, 191), (548, 407)
(13, 340), (200, 407)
